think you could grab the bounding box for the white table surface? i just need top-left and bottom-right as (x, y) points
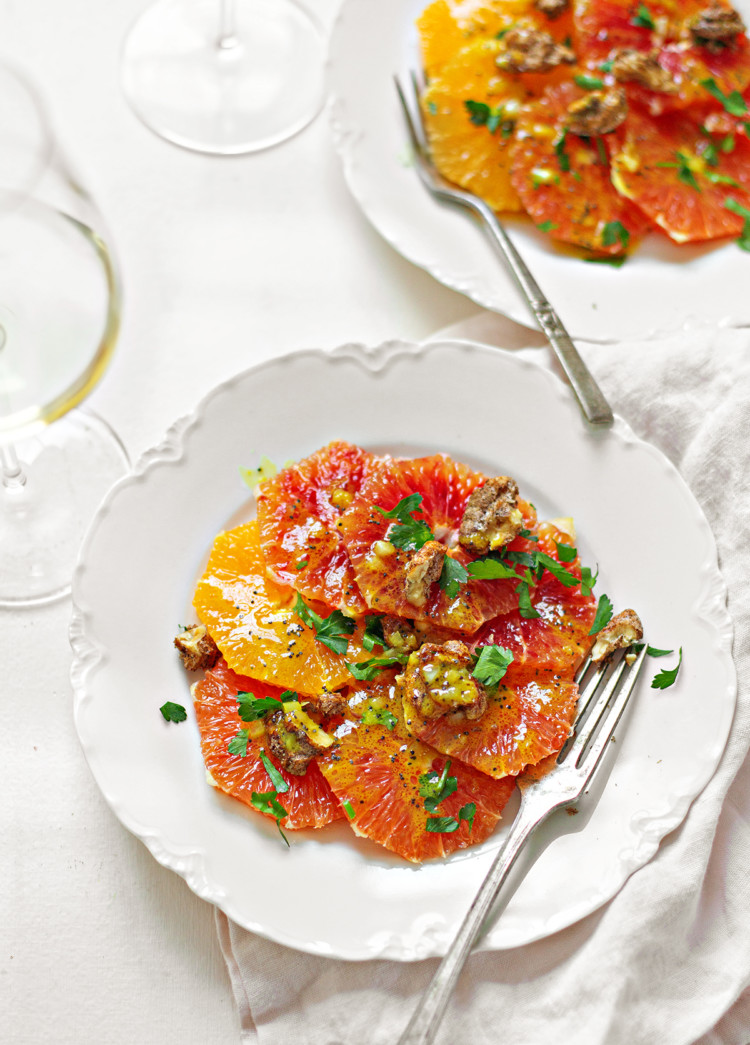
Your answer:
(2, 1), (479, 1041)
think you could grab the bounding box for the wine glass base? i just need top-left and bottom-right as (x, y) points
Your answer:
(121, 0), (326, 155)
(0, 412), (129, 607)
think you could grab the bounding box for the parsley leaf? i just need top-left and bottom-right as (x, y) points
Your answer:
(295, 558), (308, 570)
(426, 804), (476, 833)
(602, 220), (630, 250)
(701, 77), (748, 116)
(651, 647), (683, 689)
(584, 254), (627, 267)
(347, 654), (407, 681)
(361, 706), (398, 730)
(517, 580), (541, 619)
(554, 129), (571, 172)
(228, 729), (250, 756)
(465, 555), (518, 580)
(362, 614), (386, 652)
(343, 800), (356, 820)
(724, 197), (750, 250)
(419, 760), (458, 813)
(160, 701), (187, 723)
(374, 494), (435, 551)
(440, 555), (469, 598)
(250, 790), (290, 846)
(575, 73), (605, 90)
(706, 171), (739, 188)
(535, 552), (580, 588)
(259, 749), (289, 793)
(293, 593), (355, 655)
(472, 644), (514, 688)
(655, 152), (701, 191)
(580, 565), (598, 597)
(237, 690), (284, 722)
(537, 220), (559, 232)
(589, 593), (614, 634)
(631, 3), (656, 28)
(465, 99), (492, 126)
(555, 541), (577, 563)
(633, 643), (674, 658)
(459, 802), (476, 831)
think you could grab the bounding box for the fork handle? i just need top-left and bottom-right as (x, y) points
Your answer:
(475, 203), (614, 429)
(396, 804), (540, 1045)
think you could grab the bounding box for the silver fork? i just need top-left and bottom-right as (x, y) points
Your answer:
(396, 642), (649, 1045)
(395, 74), (614, 430)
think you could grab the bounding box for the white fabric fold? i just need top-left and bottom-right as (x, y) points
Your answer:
(216, 316), (750, 1045)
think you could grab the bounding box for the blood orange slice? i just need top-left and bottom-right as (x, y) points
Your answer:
(194, 520), (368, 694)
(609, 104), (750, 241)
(510, 82), (652, 252)
(405, 671), (579, 778)
(192, 659), (343, 830)
(256, 441), (374, 615)
(318, 677), (517, 862)
(337, 455), (535, 633)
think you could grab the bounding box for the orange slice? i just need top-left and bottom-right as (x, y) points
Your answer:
(194, 520), (367, 694)
(318, 676), (517, 862)
(192, 659), (343, 830)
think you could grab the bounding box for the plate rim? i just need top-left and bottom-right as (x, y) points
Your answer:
(70, 337), (737, 959)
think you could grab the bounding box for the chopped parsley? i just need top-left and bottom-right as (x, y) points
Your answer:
(655, 151), (701, 192)
(362, 614), (386, 652)
(440, 555), (469, 598)
(343, 800), (356, 820)
(535, 552), (580, 588)
(426, 804), (476, 833)
(700, 77), (747, 116)
(465, 555), (518, 580)
(237, 690), (285, 722)
(294, 558), (308, 570)
(293, 593), (355, 655)
(472, 644), (514, 688)
(537, 220), (559, 232)
(361, 705), (398, 730)
(259, 749), (289, 793)
(651, 647), (683, 689)
(631, 3), (656, 28)
(724, 197), (750, 250)
(517, 579), (541, 619)
(419, 760), (458, 812)
(584, 254), (627, 267)
(555, 541), (577, 563)
(374, 494), (435, 551)
(159, 701), (187, 723)
(553, 129), (571, 172)
(228, 729), (250, 756)
(589, 593), (614, 635)
(579, 565), (599, 598)
(250, 791), (289, 846)
(601, 220), (630, 250)
(575, 74), (605, 90)
(347, 654), (407, 681)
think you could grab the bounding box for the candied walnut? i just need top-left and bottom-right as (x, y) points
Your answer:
(495, 27), (575, 73)
(591, 609), (644, 662)
(398, 640), (488, 724)
(534, 0), (570, 20)
(265, 709), (329, 776)
(382, 614), (419, 652)
(315, 690), (349, 718)
(690, 2), (745, 43)
(173, 624), (220, 672)
(566, 87), (627, 136)
(459, 476), (523, 555)
(610, 49), (678, 93)
(404, 540), (446, 608)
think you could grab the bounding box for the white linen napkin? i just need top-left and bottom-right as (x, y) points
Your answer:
(216, 316), (750, 1045)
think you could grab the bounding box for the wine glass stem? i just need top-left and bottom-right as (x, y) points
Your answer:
(218, 0), (239, 49)
(1, 442), (27, 490)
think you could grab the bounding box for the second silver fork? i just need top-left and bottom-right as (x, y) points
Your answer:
(395, 74), (614, 430)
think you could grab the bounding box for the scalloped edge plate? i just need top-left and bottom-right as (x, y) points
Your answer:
(326, 0), (750, 342)
(71, 340), (735, 960)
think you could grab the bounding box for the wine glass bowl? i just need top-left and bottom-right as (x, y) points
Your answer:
(0, 63), (127, 607)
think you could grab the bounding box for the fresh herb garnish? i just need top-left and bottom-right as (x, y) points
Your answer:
(294, 558), (308, 570)
(465, 99), (514, 134)
(374, 494), (435, 551)
(362, 614), (386, 652)
(439, 555), (469, 598)
(706, 171), (740, 187)
(599, 58), (614, 73)
(237, 690), (284, 722)
(343, 800), (356, 820)
(651, 647), (683, 689)
(159, 701), (187, 723)
(589, 593), (614, 634)
(555, 541), (577, 563)
(633, 643), (674, 658)
(250, 791), (290, 846)
(472, 644), (514, 688)
(361, 705), (399, 730)
(724, 197), (750, 250)
(466, 555), (519, 580)
(655, 151), (701, 192)
(426, 803), (476, 834)
(553, 129), (571, 172)
(579, 565), (599, 597)
(721, 132), (736, 153)
(347, 654), (407, 681)
(293, 593), (356, 655)
(517, 579), (541, 619)
(700, 77), (747, 116)
(585, 254), (627, 267)
(535, 552), (580, 588)
(228, 729), (250, 756)
(631, 3), (656, 29)
(419, 760), (458, 812)
(602, 220), (630, 250)
(537, 220), (559, 232)
(259, 749), (289, 793)
(575, 73), (605, 90)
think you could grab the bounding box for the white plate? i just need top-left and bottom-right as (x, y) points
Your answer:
(71, 340), (735, 960)
(326, 0), (750, 342)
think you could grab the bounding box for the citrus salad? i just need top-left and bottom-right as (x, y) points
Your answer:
(173, 442), (639, 863)
(417, 0), (750, 256)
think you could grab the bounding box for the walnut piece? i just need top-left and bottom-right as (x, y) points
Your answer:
(315, 690), (349, 718)
(496, 27), (576, 73)
(534, 0), (570, 20)
(173, 624), (220, 672)
(591, 609), (644, 662)
(404, 540), (446, 608)
(566, 87), (627, 136)
(459, 476), (523, 555)
(690, 2), (745, 43)
(398, 640), (488, 725)
(265, 709), (330, 776)
(610, 49), (678, 93)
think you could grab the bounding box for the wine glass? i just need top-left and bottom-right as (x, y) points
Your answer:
(120, 0), (326, 154)
(0, 63), (128, 607)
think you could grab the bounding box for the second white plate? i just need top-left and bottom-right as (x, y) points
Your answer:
(326, 0), (750, 342)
